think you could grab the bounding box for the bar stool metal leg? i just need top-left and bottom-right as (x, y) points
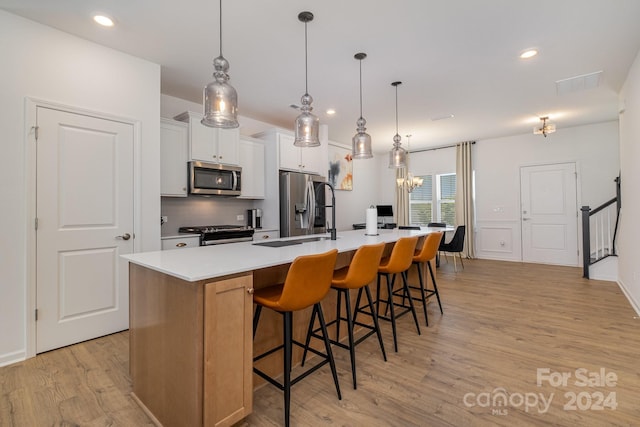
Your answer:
(283, 311), (292, 427)
(427, 260), (443, 314)
(362, 285), (387, 362)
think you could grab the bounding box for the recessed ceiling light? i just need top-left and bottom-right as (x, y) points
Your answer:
(431, 114), (454, 121)
(520, 49), (538, 59)
(326, 109), (336, 115)
(93, 15), (114, 27)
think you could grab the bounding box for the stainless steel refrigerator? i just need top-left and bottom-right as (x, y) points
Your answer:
(280, 171), (327, 237)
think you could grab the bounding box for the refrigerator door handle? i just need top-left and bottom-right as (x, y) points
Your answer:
(307, 181), (315, 233)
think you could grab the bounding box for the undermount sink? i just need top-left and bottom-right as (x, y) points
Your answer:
(252, 236), (338, 248)
(294, 236), (338, 243)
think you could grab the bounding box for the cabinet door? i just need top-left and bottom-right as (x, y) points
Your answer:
(177, 111), (239, 165)
(161, 235), (199, 250)
(160, 119), (188, 196)
(253, 230), (279, 241)
(300, 144), (325, 175)
(238, 138), (265, 199)
(216, 128), (240, 165)
(278, 133), (301, 171)
(189, 115), (216, 162)
(204, 275), (253, 427)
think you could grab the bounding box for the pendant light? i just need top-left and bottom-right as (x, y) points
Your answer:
(388, 81), (407, 168)
(202, 0), (239, 128)
(396, 134), (424, 192)
(294, 11), (320, 147)
(352, 53), (373, 159)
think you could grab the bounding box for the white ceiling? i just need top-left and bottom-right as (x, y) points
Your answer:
(3, 0), (640, 152)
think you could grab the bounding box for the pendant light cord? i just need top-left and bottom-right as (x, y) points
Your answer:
(359, 59), (363, 118)
(395, 84), (399, 135)
(304, 21), (309, 95)
(219, 0), (223, 56)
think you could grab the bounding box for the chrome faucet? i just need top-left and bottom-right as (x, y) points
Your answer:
(318, 182), (337, 240)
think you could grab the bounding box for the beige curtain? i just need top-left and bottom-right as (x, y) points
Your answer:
(395, 167), (409, 226)
(455, 141), (475, 258)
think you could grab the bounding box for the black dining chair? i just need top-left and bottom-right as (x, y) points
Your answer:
(427, 223), (447, 267)
(398, 226), (420, 230)
(439, 225), (466, 271)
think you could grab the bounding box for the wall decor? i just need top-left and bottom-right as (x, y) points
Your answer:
(328, 144), (353, 191)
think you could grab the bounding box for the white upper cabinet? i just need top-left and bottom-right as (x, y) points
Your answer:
(160, 118), (189, 197)
(254, 127), (327, 176)
(238, 136), (265, 199)
(174, 111), (239, 165)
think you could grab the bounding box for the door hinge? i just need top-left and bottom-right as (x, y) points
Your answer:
(35, 218), (39, 230)
(32, 126), (39, 140)
(35, 309), (39, 321)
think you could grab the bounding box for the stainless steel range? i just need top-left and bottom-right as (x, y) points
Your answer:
(178, 225), (254, 245)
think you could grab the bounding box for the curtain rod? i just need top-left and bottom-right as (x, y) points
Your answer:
(411, 140), (475, 154)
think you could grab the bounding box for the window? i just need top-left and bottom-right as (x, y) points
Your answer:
(438, 173), (456, 226)
(409, 176), (432, 225)
(409, 173), (456, 226)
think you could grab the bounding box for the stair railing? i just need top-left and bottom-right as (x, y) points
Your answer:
(581, 176), (621, 279)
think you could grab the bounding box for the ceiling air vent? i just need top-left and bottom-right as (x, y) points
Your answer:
(555, 71), (603, 96)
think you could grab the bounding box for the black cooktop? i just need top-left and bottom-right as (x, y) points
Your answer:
(179, 225), (250, 234)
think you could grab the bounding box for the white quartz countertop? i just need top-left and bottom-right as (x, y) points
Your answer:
(123, 228), (444, 282)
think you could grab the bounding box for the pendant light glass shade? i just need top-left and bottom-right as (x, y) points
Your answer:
(388, 81), (406, 168)
(389, 133), (407, 168)
(396, 134), (423, 192)
(202, 0), (239, 128)
(294, 11), (320, 147)
(352, 53), (373, 159)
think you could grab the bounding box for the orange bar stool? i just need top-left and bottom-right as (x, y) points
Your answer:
(252, 249), (341, 427)
(376, 236), (421, 352)
(408, 231), (444, 326)
(302, 243), (386, 389)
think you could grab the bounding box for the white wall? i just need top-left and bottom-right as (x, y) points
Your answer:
(0, 11), (160, 366)
(618, 49), (640, 314)
(475, 121), (620, 262)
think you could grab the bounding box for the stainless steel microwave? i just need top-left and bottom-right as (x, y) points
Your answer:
(189, 161), (241, 196)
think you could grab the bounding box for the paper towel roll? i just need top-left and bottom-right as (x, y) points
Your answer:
(365, 207), (378, 236)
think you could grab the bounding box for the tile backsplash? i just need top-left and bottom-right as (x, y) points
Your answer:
(161, 196), (257, 236)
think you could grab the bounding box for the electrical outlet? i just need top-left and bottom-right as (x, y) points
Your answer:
(161, 216), (168, 225)
(237, 214), (244, 221)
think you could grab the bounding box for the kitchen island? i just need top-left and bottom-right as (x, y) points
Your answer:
(123, 228), (439, 427)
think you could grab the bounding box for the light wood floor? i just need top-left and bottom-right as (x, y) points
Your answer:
(1, 259), (639, 426)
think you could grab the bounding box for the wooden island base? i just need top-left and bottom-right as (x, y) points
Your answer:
(128, 237), (433, 426)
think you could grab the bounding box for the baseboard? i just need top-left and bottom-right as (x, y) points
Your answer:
(0, 349), (26, 368)
(617, 279), (640, 317)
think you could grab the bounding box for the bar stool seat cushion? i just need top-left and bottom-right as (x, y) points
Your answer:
(253, 284), (286, 311)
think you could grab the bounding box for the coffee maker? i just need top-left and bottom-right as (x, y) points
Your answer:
(247, 208), (262, 229)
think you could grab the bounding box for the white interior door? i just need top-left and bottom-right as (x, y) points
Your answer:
(36, 106), (134, 353)
(521, 163), (578, 266)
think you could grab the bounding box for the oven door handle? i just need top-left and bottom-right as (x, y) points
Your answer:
(202, 236), (253, 245)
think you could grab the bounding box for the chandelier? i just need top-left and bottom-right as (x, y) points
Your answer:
(533, 116), (556, 137)
(396, 134), (423, 193)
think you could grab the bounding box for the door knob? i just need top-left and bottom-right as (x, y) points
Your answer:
(116, 233), (131, 240)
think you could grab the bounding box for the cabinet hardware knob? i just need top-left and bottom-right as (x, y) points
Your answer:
(262, 235), (269, 239)
(176, 242), (187, 247)
(247, 288), (254, 295)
